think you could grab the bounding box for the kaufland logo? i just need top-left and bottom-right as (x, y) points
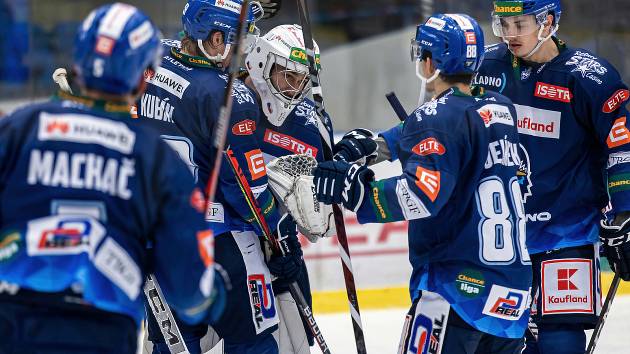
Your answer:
(541, 259), (593, 315)
(514, 104), (561, 139)
(548, 268), (588, 304)
(557, 268), (578, 290)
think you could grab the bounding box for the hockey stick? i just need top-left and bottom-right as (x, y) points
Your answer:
(586, 273), (621, 354)
(224, 148), (331, 354)
(385, 92), (408, 122)
(143, 2), (254, 354)
(296, 1), (367, 353)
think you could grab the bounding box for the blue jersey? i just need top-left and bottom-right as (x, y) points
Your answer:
(475, 40), (630, 254)
(366, 88), (531, 338)
(135, 40), (279, 235)
(256, 99), (333, 164)
(0, 94), (213, 324)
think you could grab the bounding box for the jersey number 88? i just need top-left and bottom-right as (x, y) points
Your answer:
(476, 177), (530, 265)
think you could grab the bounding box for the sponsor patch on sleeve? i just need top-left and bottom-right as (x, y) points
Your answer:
(541, 258), (593, 315)
(415, 166), (440, 202)
(608, 173), (630, 194)
(232, 119), (256, 135)
(245, 149), (266, 180)
(603, 89), (629, 113)
(395, 179), (431, 220)
(606, 117), (630, 148)
(412, 137), (446, 156)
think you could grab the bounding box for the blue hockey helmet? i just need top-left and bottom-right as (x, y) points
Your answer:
(73, 3), (162, 95)
(182, 0), (261, 43)
(411, 14), (485, 76)
(491, 0), (561, 38)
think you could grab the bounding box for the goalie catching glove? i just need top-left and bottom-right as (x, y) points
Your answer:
(266, 154), (335, 242)
(600, 218), (630, 281)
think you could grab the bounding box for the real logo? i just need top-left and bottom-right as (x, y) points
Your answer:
(247, 274), (276, 329)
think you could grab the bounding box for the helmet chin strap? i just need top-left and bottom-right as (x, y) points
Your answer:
(198, 39), (231, 62)
(415, 60), (440, 106)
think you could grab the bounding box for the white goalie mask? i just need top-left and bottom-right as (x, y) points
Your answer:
(245, 24), (320, 126)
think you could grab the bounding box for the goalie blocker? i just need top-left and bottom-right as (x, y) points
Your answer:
(266, 154), (335, 243)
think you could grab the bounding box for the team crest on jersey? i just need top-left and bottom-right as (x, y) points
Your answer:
(294, 102), (319, 127)
(417, 93), (450, 118)
(565, 51), (608, 85)
(247, 274), (276, 331)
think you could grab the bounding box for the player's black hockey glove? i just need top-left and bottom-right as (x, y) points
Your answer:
(260, 0), (282, 19)
(600, 218), (630, 281)
(313, 160), (375, 212)
(333, 128), (378, 165)
(267, 213), (303, 288)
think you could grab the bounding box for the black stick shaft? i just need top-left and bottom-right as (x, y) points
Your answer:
(386, 92), (408, 122)
(586, 273), (621, 354)
(296, 1), (368, 353)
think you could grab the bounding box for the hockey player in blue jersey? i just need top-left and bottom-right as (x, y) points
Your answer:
(243, 24), (334, 353)
(313, 14), (532, 354)
(136, 2), (305, 353)
(0, 4), (220, 354)
(475, 1), (630, 353)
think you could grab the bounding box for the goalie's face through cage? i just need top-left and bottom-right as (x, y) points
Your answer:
(245, 24), (319, 127)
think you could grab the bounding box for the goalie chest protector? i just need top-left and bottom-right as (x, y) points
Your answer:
(256, 99), (333, 164)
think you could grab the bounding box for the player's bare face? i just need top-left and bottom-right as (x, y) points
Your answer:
(495, 15), (541, 57)
(270, 64), (308, 100)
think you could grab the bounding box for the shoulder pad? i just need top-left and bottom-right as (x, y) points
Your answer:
(226, 76), (258, 108)
(161, 38), (181, 49)
(483, 43), (510, 61)
(558, 48), (621, 87)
